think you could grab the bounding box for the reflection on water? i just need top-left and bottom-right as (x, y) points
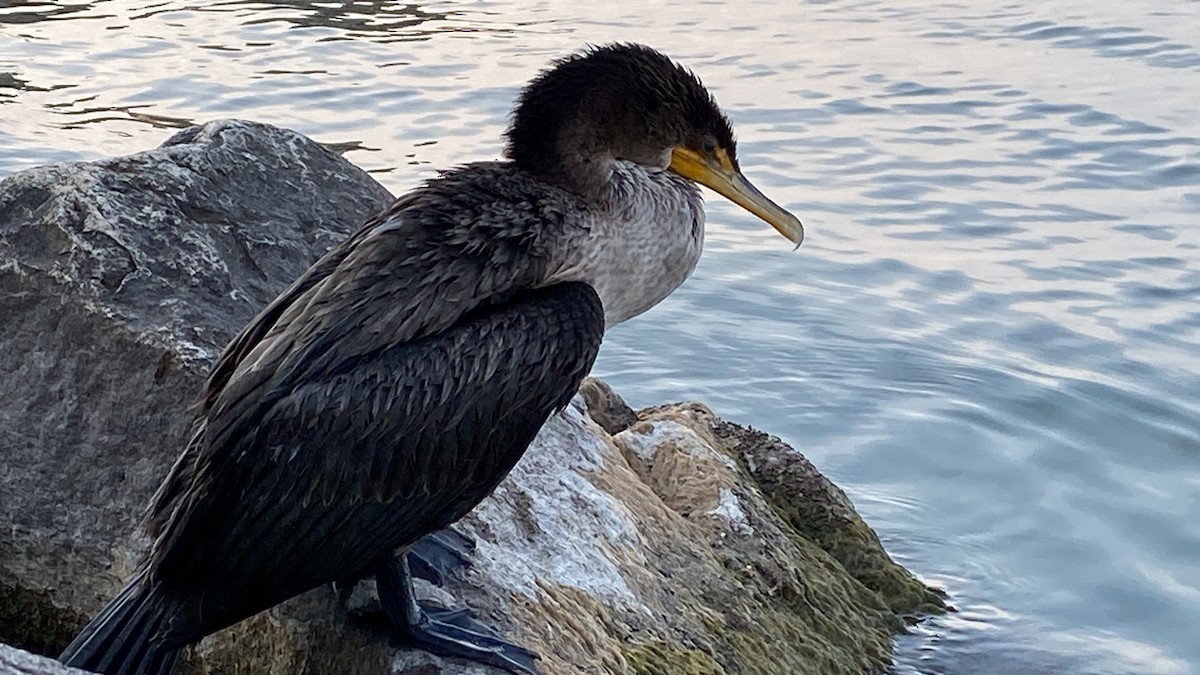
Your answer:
(1, 1), (1198, 673)
(198, 1), (449, 38)
(0, 1), (99, 26)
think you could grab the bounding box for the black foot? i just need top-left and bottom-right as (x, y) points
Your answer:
(376, 554), (540, 675)
(407, 527), (475, 586)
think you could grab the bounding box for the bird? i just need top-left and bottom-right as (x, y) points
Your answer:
(59, 42), (803, 675)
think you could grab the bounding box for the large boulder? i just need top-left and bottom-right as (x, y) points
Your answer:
(0, 120), (943, 674)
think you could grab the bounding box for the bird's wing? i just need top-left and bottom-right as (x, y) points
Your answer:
(147, 182), (557, 536)
(152, 281), (603, 633)
(200, 220), (380, 413)
(208, 182), (551, 418)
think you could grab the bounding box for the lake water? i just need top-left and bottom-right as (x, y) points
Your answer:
(2, 1), (1197, 673)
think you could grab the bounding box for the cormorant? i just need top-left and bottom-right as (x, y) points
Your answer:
(59, 43), (803, 675)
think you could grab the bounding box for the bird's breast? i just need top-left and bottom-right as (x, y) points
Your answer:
(550, 168), (705, 328)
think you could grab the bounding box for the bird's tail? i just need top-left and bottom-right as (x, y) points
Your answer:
(59, 571), (182, 675)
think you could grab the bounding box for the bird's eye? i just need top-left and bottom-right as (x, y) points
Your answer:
(702, 138), (717, 154)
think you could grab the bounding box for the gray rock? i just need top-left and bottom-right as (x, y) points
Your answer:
(0, 119), (394, 671)
(1, 643), (91, 675)
(0, 120), (941, 674)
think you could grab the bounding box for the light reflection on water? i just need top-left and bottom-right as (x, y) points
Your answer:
(2, 1), (1198, 673)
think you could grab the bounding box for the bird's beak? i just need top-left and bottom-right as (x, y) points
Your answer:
(669, 146), (804, 247)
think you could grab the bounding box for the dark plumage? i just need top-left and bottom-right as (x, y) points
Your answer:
(60, 43), (802, 675)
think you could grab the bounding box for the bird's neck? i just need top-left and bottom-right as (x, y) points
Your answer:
(507, 104), (671, 203)
(552, 152), (618, 203)
(547, 163), (705, 328)
(517, 133), (635, 204)
(549, 148), (676, 208)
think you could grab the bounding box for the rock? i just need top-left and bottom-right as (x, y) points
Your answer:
(713, 419), (947, 618)
(0, 120), (942, 674)
(1, 643), (91, 675)
(578, 377), (638, 435)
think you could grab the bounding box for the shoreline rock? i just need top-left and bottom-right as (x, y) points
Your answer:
(0, 120), (943, 674)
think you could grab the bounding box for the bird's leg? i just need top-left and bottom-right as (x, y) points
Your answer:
(337, 528), (475, 617)
(375, 552), (540, 675)
(406, 527), (475, 587)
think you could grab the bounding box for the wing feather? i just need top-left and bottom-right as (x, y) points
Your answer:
(151, 282), (603, 635)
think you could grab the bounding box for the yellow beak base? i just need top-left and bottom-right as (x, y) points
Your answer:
(669, 147), (804, 246)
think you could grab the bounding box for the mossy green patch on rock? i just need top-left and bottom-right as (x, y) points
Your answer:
(807, 516), (946, 615)
(623, 640), (724, 675)
(709, 603), (890, 675)
(714, 420), (946, 616)
(696, 536), (894, 675)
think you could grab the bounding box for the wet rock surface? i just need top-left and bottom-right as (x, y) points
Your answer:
(0, 120), (942, 674)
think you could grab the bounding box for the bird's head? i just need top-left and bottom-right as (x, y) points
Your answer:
(505, 43), (803, 246)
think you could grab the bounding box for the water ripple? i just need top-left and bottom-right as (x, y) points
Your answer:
(1006, 19), (1200, 71)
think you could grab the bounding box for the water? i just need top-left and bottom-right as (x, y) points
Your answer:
(2, 1), (1198, 673)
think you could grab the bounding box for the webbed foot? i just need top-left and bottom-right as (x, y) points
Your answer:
(375, 554), (540, 674)
(406, 527), (475, 586)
